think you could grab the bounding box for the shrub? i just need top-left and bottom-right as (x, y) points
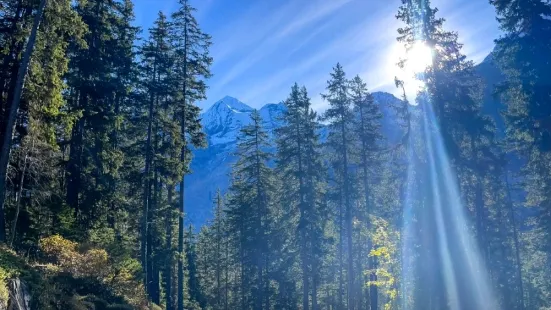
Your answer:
(38, 235), (147, 308)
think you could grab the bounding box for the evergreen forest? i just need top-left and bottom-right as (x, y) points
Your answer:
(0, 0), (550, 309)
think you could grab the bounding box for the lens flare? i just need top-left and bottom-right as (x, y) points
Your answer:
(400, 98), (498, 310)
(390, 41), (433, 104)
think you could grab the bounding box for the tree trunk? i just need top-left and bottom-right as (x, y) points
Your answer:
(506, 172), (525, 309)
(471, 139), (488, 268)
(9, 137), (33, 247)
(295, 109), (309, 310)
(215, 193), (222, 309)
(151, 175), (162, 303)
(166, 185), (174, 310)
(340, 120), (353, 310)
(225, 228), (229, 310)
(178, 174), (185, 310)
(253, 119), (265, 310)
(108, 94), (121, 234)
(358, 103), (376, 310)
(312, 259), (318, 310)
(369, 255), (378, 310)
(0, 0), (28, 136)
(142, 52), (158, 293)
(338, 190), (344, 310)
(240, 222), (246, 310)
(357, 233), (363, 310)
(0, 0), (47, 243)
(178, 3), (189, 308)
(178, 100), (187, 310)
(66, 90), (85, 217)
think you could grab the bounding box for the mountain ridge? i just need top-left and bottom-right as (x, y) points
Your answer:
(185, 91), (403, 226)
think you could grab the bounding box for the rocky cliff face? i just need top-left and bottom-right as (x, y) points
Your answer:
(5, 279), (31, 310)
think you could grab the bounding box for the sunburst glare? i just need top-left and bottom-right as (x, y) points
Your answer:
(407, 42), (433, 74)
(390, 41), (433, 103)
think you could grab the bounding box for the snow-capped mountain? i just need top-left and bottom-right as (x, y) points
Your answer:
(183, 96), (287, 225)
(183, 92), (403, 226)
(201, 96), (285, 146)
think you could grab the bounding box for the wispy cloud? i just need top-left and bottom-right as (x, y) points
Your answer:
(211, 0), (354, 93)
(189, 0), (500, 111)
(196, 0), (215, 20)
(209, 1), (296, 64)
(274, 0), (353, 39)
(240, 15), (386, 104)
(241, 5), (395, 108)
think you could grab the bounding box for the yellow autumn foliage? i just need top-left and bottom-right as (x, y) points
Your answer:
(0, 267), (8, 309)
(365, 216), (400, 310)
(38, 235), (148, 308)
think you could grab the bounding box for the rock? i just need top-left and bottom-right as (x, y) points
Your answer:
(6, 279), (30, 310)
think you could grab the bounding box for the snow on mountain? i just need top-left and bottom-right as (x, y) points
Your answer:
(185, 97), (287, 225)
(201, 96), (255, 145)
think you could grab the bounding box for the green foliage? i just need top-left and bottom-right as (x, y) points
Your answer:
(275, 83), (328, 309)
(490, 0), (551, 308)
(0, 266), (8, 308)
(1, 244), (139, 310)
(396, 0), (523, 308)
(226, 110), (276, 309)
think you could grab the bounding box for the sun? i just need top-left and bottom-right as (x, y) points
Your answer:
(406, 42), (433, 74)
(387, 41), (433, 103)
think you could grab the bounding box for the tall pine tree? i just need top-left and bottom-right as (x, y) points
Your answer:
(170, 1), (211, 309)
(349, 75), (383, 310)
(491, 0), (551, 307)
(321, 63), (356, 310)
(276, 83), (327, 309)
(226, 111), (275, 310)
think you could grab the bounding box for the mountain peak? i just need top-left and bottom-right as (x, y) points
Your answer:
(201, 96), (254, 145)
(260, 102), (285, 111)
(210, 96), (253, 113)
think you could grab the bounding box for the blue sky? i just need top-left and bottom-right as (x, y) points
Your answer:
(133, 0), (500, 110)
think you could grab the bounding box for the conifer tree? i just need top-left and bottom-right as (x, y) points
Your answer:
(0, 0), (85, 242)
(195, 189), (229, 309)
(276, 83), (327, 309)
(0, 0), (47, 240)
(64, 0), (139, 232)
(1, 0), (548, 308)
(349, 76), (383, 310)
(212, 190), (225, 309)
(491, 0), (551, 307)
(139, 11), (176, 297)
(226, 111), (275, 310)
(170, 1), (211, 308)
(321, 63), (356, 309)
